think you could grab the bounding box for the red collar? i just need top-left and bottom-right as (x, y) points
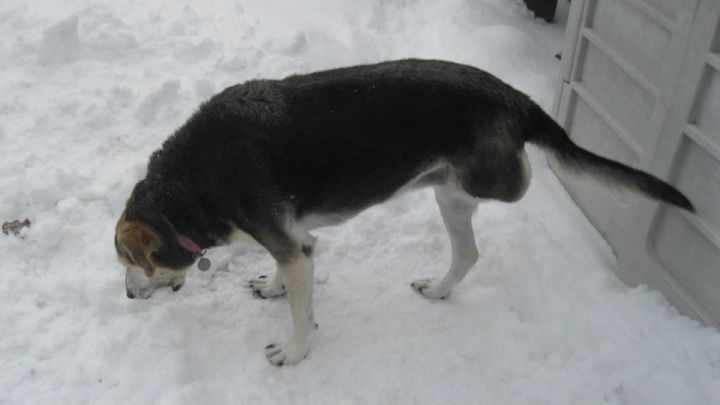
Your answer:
(176, 234), (203, 254)
(160, 214), (203, 254)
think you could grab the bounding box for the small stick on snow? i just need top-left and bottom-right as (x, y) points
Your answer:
(2, 218), (31, 238)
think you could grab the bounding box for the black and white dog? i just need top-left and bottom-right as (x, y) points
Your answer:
(114, 59), (693, 366)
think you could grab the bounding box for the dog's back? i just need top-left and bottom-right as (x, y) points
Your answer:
(179, 60), (534, 216)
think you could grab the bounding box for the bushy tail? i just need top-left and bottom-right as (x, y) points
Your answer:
(525, 107), (694, 212)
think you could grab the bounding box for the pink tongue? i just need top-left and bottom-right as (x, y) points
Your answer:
(176, 234), (202, 253)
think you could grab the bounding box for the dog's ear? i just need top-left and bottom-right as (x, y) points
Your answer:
(116, 219), (163, 278)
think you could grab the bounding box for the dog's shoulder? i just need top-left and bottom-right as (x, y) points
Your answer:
(198, 79), (288, 129)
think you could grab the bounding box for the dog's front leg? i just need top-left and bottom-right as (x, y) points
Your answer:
(248, 266), (286, 298)
(264, 251), (314, 366)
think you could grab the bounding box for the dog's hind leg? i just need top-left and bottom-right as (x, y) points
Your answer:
(412, 185), (479, 299)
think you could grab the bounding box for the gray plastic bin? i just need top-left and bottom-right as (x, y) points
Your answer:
(552, 0), (720, 327)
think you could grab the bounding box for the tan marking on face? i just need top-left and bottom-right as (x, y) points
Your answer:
(114, 208), (163, 277)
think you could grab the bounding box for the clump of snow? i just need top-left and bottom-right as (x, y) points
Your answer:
(1, 0), (719, 404)
(135, 80), (183, 124)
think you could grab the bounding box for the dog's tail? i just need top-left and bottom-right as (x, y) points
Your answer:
(524, 106), (694, 212)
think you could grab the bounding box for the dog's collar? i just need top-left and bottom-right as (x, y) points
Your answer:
(165, 219), (211, 271)
(176, 233), (203, 254)
(159, 214), (204, 255)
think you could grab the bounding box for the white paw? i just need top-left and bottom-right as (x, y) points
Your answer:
(265, 339), (309, 366)
(247, 275), (286, 298)
(411, 278), (450, 300)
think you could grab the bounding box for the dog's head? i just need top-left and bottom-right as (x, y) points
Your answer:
(115, 208), (197, 299)
(114, 178), (206, 299)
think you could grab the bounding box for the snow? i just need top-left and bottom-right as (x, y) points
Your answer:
(1, 0), (719, 403)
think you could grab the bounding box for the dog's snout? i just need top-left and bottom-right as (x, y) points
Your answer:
(126, 289), (136, 299)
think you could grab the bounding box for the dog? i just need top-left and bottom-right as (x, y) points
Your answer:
(114, 59), (693, 366)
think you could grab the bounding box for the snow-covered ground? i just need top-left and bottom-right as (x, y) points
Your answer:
(1, 0), (719, 403)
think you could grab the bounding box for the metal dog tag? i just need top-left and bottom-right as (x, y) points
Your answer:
(198, 257), (211, 271)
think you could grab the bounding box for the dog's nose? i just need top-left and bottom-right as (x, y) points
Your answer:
(126, 289), (136, 299)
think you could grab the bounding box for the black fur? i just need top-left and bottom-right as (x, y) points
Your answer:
(123, 59), (693, 269)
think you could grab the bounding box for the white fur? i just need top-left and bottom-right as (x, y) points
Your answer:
(264, 237), (315, 366)
(225, 227), (260, 245)
(248, 269), (287, 298)
(412, 185), (480, 299)
(124, 264), (187, 298)
(519, 149), (532, 195)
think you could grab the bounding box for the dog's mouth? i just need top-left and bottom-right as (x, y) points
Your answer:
(125, 267), (185, 299)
